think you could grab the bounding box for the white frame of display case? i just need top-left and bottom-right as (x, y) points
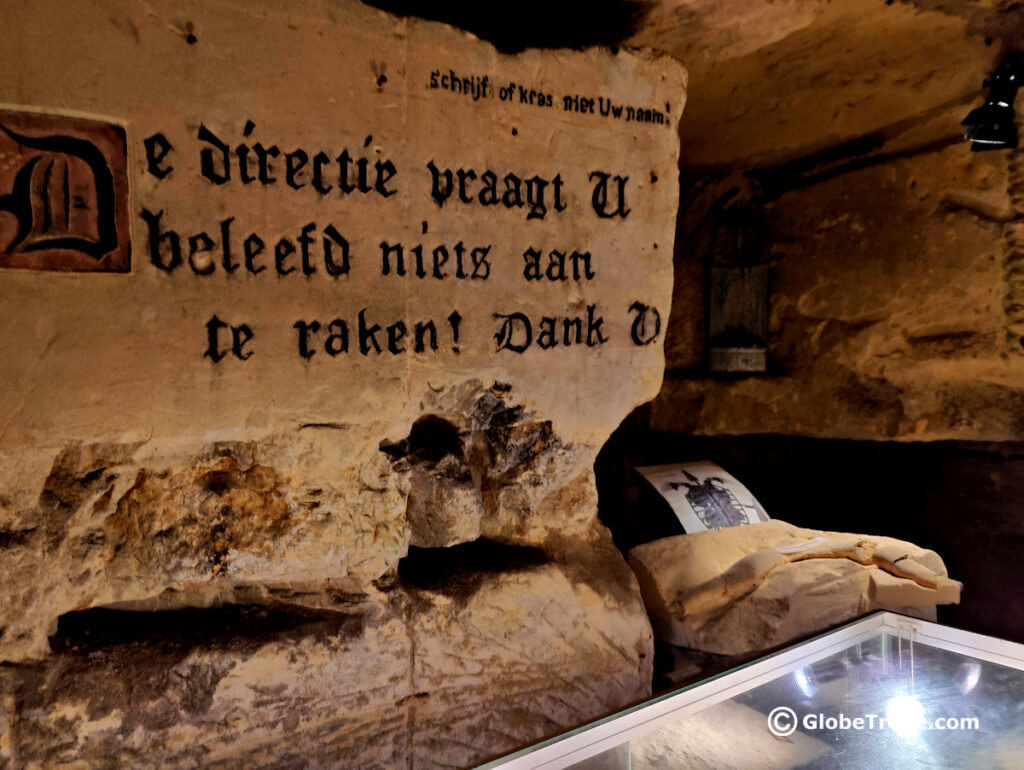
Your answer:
(476, 611), (1024, 770)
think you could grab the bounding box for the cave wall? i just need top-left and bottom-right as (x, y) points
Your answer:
(590, 0), (1024, 650)
(623, 0), (1024, 442)
(656, 143), (1024, 441)
(0, 1), (688, 765)
(4, 0), (1024, 762)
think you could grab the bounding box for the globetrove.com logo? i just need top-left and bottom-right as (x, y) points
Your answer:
(767, 701), (980, 738)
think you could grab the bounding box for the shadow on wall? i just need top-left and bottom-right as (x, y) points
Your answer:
(359, 0), (652, 51)
(596, 416), (1024, 646)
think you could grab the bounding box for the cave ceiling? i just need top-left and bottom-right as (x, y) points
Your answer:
(367, 1), (1024, 171)
(626, 0), (1024, 171)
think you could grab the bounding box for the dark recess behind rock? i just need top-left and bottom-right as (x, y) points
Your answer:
(49, 604), (366, 656)
(359, 0), (652, 51)
(595, 417), (1024, 645)
(398, 539), (549, 603)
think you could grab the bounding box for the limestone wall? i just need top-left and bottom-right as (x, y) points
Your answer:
(615, 0), (1024, 443)
(0, 1), (686, 765)
(655, 142), (1024, 441)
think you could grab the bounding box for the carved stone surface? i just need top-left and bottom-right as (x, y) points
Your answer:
(0, 1), (688, 765)
(1, 532), (652, 769)
(655, 143), (1024, 442)
(626, 1), (998, 170)
(629, 520), (959, 655)
(631, 0), (1024, 443)
(0, 0), (682, 641)
(0, 0), (683, 765)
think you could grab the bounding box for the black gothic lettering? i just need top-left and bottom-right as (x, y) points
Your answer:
(326, 319), (349, 355)
(381, 241), (404, 276)
(563, 317), (583, 345)
(232, 323), (254, 360)
(253, 142), (279, 185)
(323, 225), (349, 276)
(204, 314), (228, 362)
(453, 241), (467, 278)
(457, 169), (476, 203)
(312, 152), (332, 195)
(144, 132), (173, 179)
(221, 217), (240, 273)
(427, 160), (454, 207)
(297, 223), (316, 277)
(141, 208), (181, 272)
(285, 149), (307, 189)
(471, 246), (490, 279)
(585, 304), (608, 346)
(275, 238), (296, 276)
(387, 321), (407, 354)
(537, 317), (557, 349)
(337, 150), (355, 194)
(479, 170), (498, 205)
(294, 320), (321, 359)
(414, 320), (437, 353)
(525, 176), (547, 220)
(204, 315), (253, 362)
(494, 312), (531, 353)
(502, 173), (523, 208)
(546, 250), (566, 281)
(432, 245), (448, 279)
(589, 171), (631, 219)
(358, 309), (382, 354)
(571, 250), (595, 280)
(447, 310), (462, 354)
(375, 159), (397, 197)
(245, 234), (267, 275)
(523, 247), (542, 281)
(629, 301), (662, 345)
(198, 124), (230, 185)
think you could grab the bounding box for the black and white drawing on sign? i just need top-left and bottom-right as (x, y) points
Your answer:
(636, 461), (770, 533)
(666, 470), (755, 530)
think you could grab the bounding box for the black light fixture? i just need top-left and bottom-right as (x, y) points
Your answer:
(963, 52), (1024, 151)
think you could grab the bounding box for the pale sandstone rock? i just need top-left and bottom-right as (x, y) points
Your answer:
(405, 456), (486, 548)
(656, 143), (1024, 442)
(0, 0), (684, 671)
(629, 520), (960, 654)
(627, 0), (994, 169)
(870, 569), (961, 608)
(0, 435), (408, 661)
(0, 0), (683, 766)
(2, 534), (652, 769)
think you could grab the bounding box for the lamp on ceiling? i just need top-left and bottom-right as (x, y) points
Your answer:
(963, 52), (1024, 151)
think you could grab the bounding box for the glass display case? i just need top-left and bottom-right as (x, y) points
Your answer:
(478, 612), (1024, 769)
